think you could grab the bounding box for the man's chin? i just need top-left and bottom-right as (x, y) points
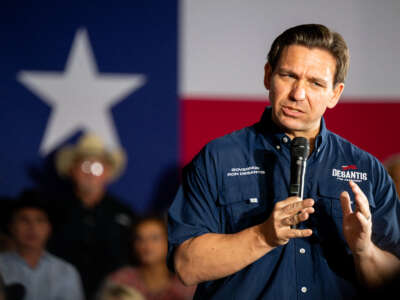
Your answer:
(20, 243), (44, 251)
(276, 117), (305, 133)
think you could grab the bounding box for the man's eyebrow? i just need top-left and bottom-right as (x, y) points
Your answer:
(277, 67), (295, 74)
(309, 76), (328, 85)
(277, 67), (330, 85)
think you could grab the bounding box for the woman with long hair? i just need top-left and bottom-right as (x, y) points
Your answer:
(104, 216), (195, 300)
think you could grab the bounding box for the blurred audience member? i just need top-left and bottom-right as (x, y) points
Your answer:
(97, 283), (144, 300)
(105, 216), (195, 300)
(0, 190), (84, 300)
(48, 133), (134, 299)
(385, 153), (400, 198)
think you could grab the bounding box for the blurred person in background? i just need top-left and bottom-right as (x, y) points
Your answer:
(0, 189), (84, 300)
(384, 154), (400, 198)
(97, 284), (144, 300)
(48, 132), (135, 299)
(105, 216), (195, 300)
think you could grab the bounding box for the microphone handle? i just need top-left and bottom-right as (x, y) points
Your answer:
(290, 160), (307, 229)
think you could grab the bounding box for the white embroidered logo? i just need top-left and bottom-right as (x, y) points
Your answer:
(227, 166), (266, 177)
(332, 165), (368, 183)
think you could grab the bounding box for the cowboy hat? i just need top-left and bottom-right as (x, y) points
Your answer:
(55, 133), (126, 181)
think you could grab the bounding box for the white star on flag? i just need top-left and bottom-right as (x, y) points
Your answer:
(17, 28), (146, 155)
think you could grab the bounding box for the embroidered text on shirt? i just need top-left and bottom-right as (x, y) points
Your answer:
(227, 166), (266, 177)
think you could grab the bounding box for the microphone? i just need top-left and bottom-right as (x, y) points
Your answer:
(289, 137), (310, 228)
(5, 283), (26, 300)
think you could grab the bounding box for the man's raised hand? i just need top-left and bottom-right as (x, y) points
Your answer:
(259, 196), (314, 248)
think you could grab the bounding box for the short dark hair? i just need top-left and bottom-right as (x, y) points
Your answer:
(267, 24), (350, 86)
(8, 189), (51, 227)
(132, 215), (167, 239)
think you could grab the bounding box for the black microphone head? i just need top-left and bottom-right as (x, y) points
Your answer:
(291, 137), (310, 160)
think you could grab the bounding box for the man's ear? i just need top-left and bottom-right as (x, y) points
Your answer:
(264, 63), (272, 90)
(327, 82), (344, 109)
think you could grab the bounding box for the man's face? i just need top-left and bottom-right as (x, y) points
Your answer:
(10, 208), (51, 251)
(264, 44), (344, 139)
(70, 156), (111, 195)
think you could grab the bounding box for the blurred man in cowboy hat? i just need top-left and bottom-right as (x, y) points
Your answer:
(48, 132), (135, 300)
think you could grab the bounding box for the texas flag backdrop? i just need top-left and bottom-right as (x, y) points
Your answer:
(0, 1), (399, 213)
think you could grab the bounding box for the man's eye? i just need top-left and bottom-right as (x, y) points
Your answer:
(281, 73), (294, 78)
(313, 81), (323, 87)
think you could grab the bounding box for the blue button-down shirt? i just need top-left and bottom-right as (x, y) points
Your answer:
(168, 107), (400, 299)
(0, 251), (84, 300)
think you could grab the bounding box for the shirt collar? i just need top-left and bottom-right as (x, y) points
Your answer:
(10, 250), (49, 269)
(259, 106), (328, 150)
(316, 116), (328, 150)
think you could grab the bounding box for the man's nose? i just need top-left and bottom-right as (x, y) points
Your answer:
(290, 80), (306, 101)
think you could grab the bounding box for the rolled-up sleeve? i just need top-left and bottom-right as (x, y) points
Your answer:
(167, 149), (221, 271)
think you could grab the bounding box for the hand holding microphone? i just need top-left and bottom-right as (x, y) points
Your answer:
(290, 137), (310, 229)
(289, 137), (309, 200)
(258, 137), (314, 248)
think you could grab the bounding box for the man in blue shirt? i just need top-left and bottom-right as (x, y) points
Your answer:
(167, 24), (400, 299)
(0, 190), (84, 300)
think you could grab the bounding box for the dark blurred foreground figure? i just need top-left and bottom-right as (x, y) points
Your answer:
(167, 24), (400, 299)
(0, 241), (25, 300)
(105, 216), (195, 300)
(3, 283), (26, 300)
(0, 190), (84, 300)
(48, 133), (135, 299)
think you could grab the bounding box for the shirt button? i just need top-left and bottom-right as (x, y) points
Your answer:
(301, 286), (308, 293)
(276, 145), (281, 150)
(299, 248), (306, 254)
(282, 136), (289, 143)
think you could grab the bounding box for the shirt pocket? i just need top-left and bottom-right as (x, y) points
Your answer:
(317, 183), (375, 219)
(218, 177), (268, 233)
(314, 183), (376, 244)
(317, 191), (345, 220)
(316, 184), (350, 233)
(312, 185), (349, 259)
